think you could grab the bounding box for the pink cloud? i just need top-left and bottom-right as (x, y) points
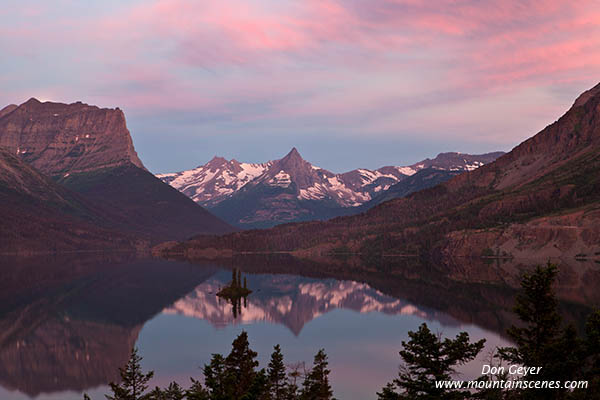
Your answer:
(2, 0), (600, 148)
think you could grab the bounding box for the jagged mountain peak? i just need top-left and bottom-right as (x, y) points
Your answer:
(286, 146), (301, 158)
(206, 155), (231, 168)
(264, 148), (317, 188)
(277, 147), (306, 166)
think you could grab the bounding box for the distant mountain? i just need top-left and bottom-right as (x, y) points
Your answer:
(360, 168), (463, 210)
(156, 82), (600, 261)
(158, 156), (273, 207)
(158, 148), (503, 228)
(0, 99), (233, 249)
(359, 152), (506, 209)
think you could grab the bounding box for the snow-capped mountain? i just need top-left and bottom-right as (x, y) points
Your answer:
(157, 148), (503, 228)
(157, 148), (411, 208)
(158, 156), (272, 207)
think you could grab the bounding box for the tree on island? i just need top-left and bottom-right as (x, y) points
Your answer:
(217, 269), (253, 318)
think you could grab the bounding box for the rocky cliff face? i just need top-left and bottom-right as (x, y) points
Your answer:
(440, 206), (600, 261)
(0, 98), (144, 177)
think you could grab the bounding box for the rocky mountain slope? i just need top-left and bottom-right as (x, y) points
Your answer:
(156, 82), (600, 260)
(0, 99), (232, 250)
(360, 168), (463, 209)
(158, 148), (503, 228)
(0, 148), (140, 253)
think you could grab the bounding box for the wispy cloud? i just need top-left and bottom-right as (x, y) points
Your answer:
(1, 0), (599, 171)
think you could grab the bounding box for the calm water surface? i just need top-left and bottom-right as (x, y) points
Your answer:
(0, 254), (538, 400)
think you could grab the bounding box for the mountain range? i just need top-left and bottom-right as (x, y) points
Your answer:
(158, 148), (503, 228)
(0, 98), (232, 253)
(156, 82), (600, 261)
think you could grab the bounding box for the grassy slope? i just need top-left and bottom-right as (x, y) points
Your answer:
(58, 163), (234, 242)
(0, 149), (139, 253)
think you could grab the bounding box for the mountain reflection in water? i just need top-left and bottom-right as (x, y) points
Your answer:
(163, 272), (449, 335)
(0, 254), (596, 400)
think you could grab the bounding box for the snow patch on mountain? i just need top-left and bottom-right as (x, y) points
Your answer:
(268, 170), (292, 187)
(157, 150), (504, 214)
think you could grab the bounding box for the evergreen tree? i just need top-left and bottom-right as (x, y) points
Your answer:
(301, 349), (334, 400)
(224, 331), (260, 399)
(148, 386), (164, 399)
(583, 310), (600, 395)
(498, 263), (562, 367)
(268, 345), (288, 400)
(378, 323), (484, 399)
(246, 368), (270, 400)
(106, 347), (154, 400)
(238, 269), (242, 288)
(232, 269), (238, 287)
(497, 263), (585, 399)
(286, 362), (305, 400)
(376, 383), (400, 400)
(147, 382), (187, 400)
(203, 354), (227, 400)
(163, 382), (185, 400)
(185, 378), (210, 400)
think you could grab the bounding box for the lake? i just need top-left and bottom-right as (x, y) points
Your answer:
(0, 253), (594, 400)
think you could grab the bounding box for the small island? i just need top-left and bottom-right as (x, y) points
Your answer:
(217, 268), (252, 299)
(217, 268), (252, 318)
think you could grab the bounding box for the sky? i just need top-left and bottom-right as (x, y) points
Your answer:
(1, 0), (600, 173)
